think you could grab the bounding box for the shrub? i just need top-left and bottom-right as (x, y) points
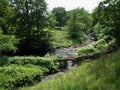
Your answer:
(7, 56), (59, 73)
(77, 46), (96, 56)
(0, 55), (59, 89)
(77, 37), (115, 56)
(92, 38), (109, 52)
(0, 64), (48, 89)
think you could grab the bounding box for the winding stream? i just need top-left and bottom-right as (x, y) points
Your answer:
(54, 39), (92, 69)
(41, 41), (92, 83)
(54, 40), (92, 57)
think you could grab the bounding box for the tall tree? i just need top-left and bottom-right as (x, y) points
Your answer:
(10, 0), (47, 38)
(97, 0), (120, 46)
(91, 7), (105, 40)
(52, 7), (67, 29)
(9, 0), (51, 55)
(67, 8), (92, 42)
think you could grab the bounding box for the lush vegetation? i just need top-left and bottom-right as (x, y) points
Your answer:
(0, 56), (59, 89)
(21, 50), (120, 90)
(67, 8), (92, 41)
(92, 0), (120, 46)
(0, 64), (47, 90)
(0, 35), (19, 55)
(0, 0), (120, 89)
(50, 29), (77, 48)
(77, 37), (115, 56)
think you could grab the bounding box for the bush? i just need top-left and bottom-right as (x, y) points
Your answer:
(77, 46), (96, 56)
(92, 38), (109, 52)
(0, 35), (19, 55)
(0, 64), (48, 89)
(7, 56), (59, 73)
(0, 55), (59, 89)
(77, 37), (115, 56)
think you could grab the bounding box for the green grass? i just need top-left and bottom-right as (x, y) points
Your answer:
(21, 50), (120, 90)
(50, 29), (80, 48)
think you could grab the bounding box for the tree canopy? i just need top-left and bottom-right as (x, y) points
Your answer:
(94, 0), (120, 46)
(67, 8), (92, 42)
(52, 7), (67, 29)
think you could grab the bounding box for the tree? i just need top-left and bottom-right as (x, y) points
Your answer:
(0, 0), (15, 34)
(67, 8), (92, 42)
(91, 7), (105, 40)
(9, 0), (51, 55)
(47, 13), (58, 29)
(97, 0), (120, 46)
(52, 7), (67, 29)
(0, 35), (19, 55)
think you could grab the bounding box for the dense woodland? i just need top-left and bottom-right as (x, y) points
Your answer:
(0, 0), (120, 90)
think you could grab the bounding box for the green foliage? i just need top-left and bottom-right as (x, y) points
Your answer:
(95, 0), (120, 46)
(77, 37), (115, 56)
(0, 64), (47, 89)
(0, 55), (59, 89)
(67, 8), (92, 42)
(0, 35), (19, 54)
(9, 56), (59, 73)
(47, 13), (58, 29)
(52, 7), (67, 28)
(50, 30), (75, 48)
(77, 46), (96, 56)
(21, 50), (120, 90)
(0, 0), (15, 34)
(10, 0), (48, 38)
(92, 22), (105, 39)
(0, 56), (59, 73)
(92, 38), (109, 52)
(9, 0), (51, 55)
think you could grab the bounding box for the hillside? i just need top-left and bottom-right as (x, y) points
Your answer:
(21, 50), (120, 90)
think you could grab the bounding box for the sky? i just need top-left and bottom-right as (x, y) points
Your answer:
(46, 0), (102, 13)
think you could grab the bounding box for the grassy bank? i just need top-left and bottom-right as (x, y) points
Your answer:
(21, 50), (120, 90)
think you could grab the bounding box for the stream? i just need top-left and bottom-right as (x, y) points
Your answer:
(54, 39), (92, 69)
(41, 39), (92, 82)
(54, 39), (92, 58)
